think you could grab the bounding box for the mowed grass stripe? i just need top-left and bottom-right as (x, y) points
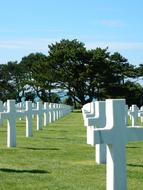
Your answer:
(0, 111), (142, 189)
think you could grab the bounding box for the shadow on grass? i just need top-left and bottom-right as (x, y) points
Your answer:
(0, 168), (50, 174)
(47, 129), (69, 132)
(127, 164), (143, 168)
(126, 146), (141, 149)
(0, 130), (7, 133)
(73, 110), (82, 113)
(42, 137), (67, 140)
(21, 147), (60, 151)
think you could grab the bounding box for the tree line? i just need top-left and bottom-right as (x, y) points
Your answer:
(1, 39), (143, 107)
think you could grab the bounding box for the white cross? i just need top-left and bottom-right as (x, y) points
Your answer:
(25, 101), (33, 137)
(82, 102), (95, 145)
(82, 102), (91, 118)
(49, 103), (54, 123)
(125, 105), (128, 125)
(92, 99), (143, 190)
(84, 102), (96, 118)
(0, 101), (3, 126)
(60, 104), (65, 117)
(128, 104), (139, 126)
(58, 104), (62, 118)
(139, 106), (143, 123)
(82, 102), (95, 119)
(54, 104), (58, 120)
(54, 103), (57, 121)
(0, 100), (24, 147)
(63, 104), (71, 116)
(57, 104), (61, 119)
(86, 101), (106, 164)
(44, 102), (49, 126)
(33, 101), (43, 130)
(82, 102), (96, 141)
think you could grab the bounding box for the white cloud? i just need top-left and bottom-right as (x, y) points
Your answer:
(86, 41), (143, 51)
(1, 38), (143, 52)
(0, 27), (64, 33)
(0, 38), (60, 50)
(1, 39), (143, 65)
(97, 19), (124, 27)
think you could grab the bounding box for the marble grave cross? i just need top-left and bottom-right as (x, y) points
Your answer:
(91, 99), (143, 190)
(85, 101), (106, 164)
(128, 104), (139, 127)
(0, 100), (25, 147)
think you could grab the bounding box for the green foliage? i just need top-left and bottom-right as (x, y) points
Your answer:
(48, 41), (139, 105)
(63, 97), (74, 106)
(20, 53), (55, 102)
(0, 63), (20, 102)
(49, 93), (61, 103)
(0, 39), (142, 106)
(103, 81), (143, 106)
(48, 39), (88, 105)
(25, 91), (36, 102)
(124, 81), (143, 107)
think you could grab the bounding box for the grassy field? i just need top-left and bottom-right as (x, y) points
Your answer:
(0, 111), (143, 189)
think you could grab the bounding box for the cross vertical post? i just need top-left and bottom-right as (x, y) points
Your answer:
(44, 102), (49, 126)
(0, 101), (3, 126)
(86, 101), (106, 164)
(36, 101), (43, 130)
(129, 104), (139, 126)
(25, 101), (33, 137)
(49, 103), (54, 123)
(7, 100), (16, 147)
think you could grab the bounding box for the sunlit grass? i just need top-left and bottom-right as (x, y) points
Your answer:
(0, 112), (142, 189)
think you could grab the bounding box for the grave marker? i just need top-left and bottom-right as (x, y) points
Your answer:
(44, 102), (49, 126)
(82, 102), (92, 119)
(33, 101), (43, 130)
(0, 100), (25, 147)
(0, 101), (3, 126)
(128, 104), (139, 126)
(91, 99), (143, 190)
(49, 103), (54, 123)
(25, 101), (33, 137)
(85, 101), (106, 164)
(0, 99), (72, 147)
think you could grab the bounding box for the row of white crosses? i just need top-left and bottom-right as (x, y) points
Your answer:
(128, 104), (143, 126)
(128, 104), (139, 126)
(83, 102), (143, 140)
(82, 99), (143, 190)
(82, 101), (106, 164)
(82, 101), (143, 165)
(0, 100), (72, 148)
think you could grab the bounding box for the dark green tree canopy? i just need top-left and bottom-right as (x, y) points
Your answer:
(0, 39), (142, 106)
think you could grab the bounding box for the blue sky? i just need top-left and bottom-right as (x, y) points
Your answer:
(0, 0), (143, 66)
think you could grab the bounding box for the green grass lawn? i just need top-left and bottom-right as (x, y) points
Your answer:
(0, 111), (143, 189)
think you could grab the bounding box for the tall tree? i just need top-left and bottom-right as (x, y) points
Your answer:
(48, 39), (138, 105)
(6, 61), (27, 101)
(104, 52), (136, 98)
(109, 52), (136, 84)
(48, 39), (89, 105)
(0, 64), (13, 101)
(86, 47), (111, 100)
(20, 53), (54, 102)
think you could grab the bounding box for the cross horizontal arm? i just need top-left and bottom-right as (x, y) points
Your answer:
(16, 111), (25, 118)
(0, 112), (10, 120)
(32, 109), (40, 115)
(85, 117), (99, 127)
(92, 128), (113, 146)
